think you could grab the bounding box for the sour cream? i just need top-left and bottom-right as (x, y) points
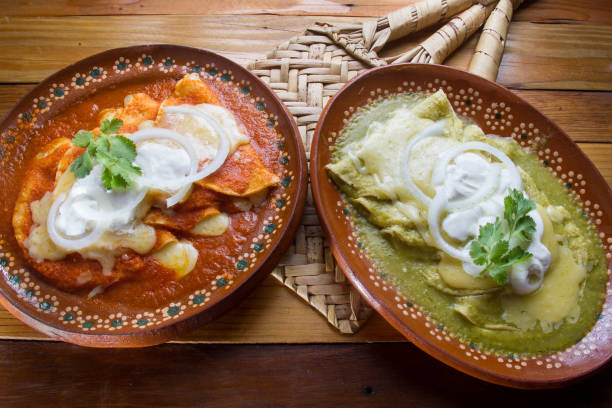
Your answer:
(403, 121), (551, 294)
(54, 165), (145, 238)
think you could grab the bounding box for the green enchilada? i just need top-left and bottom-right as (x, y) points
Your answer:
(327, 90), (608, 354)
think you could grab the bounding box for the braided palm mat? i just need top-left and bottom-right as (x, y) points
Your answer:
(249, 39), (371, 333)
(247, 0), (516, 333)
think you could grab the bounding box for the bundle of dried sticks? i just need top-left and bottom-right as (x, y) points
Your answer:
(310, 0), (525, 81)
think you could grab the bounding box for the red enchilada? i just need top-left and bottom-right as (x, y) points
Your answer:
(12, 74), (280, 307)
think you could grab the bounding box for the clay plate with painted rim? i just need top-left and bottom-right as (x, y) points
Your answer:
(310, 64), (612, 388)
(0, 45), (307, 347)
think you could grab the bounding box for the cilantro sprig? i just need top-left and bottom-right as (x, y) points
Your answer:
(469, 189), (537, 285)
(69, 118), (141, 191)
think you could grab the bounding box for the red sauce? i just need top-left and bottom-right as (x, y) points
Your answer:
(3, 76), (281, 310)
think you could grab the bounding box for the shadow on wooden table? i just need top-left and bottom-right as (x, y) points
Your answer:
(0, 341), (609, 407)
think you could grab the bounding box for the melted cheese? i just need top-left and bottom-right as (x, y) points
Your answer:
(190, 212), (230, 236)
(438, 254), (498, 290)
(501, 245), (586, 332)
(152, 240), (198, 278)
(25, 191), (157, 275)
(158, 103), (249, 162)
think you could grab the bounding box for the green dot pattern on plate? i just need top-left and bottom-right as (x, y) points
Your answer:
(21, 112), (32, 122)
(63, 313), (74, 321)
(208, 68), (218, 76)
(281, 177), (291, 188)
(90, 68), (101, 78)
(117, 62), (126, 70)
(253, 242), (264, 252)
(221, 73), (231, 82)
(137, 318), (148, 326)
(24, 289), (33, 298)
(82, 321), (94, 329)
(342, 209), (349, 215)
(143, 56), (153, 66)
(267, 119), (275, 127)
(192, 65), (202, 73)
(495, 113), (502, 119)
(193, 295), (205, 305)
(38, 101), (47, 109)
(237, 259), (248, 270)
(0, 257), (8, 267)
(53, 88), (64, 97)
(279, 156), (289, 165)
(167, 306), (180, 316)
(254, 101), (265, 111)
(521, 133), (527, 140)
(264, 223), (276, 234)
(216, 277), (228, 287)
(164, 58), (174, 67)
(39, 301), (51, 311)
(275, 198), (285, 209)
(110, 319), (122, 328)
(76, 77), (85, 85)
(241, 86), (250, 95)
(8, 274), (20, 285)
(465, 99), (472, 106)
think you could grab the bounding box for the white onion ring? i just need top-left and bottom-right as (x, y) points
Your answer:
(427, 187), (472, 263)
(131, 108), (231, 207)
(400, 120), (446, 205)
(163, 106), (230, 182)
(432, 141), (521, 190)
(129, 127), (199, 207)
(47, 193), (106, 250)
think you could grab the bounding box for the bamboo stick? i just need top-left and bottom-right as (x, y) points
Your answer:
(308, 0), (476, 67)
(392, 2), (498, 65)
(468, 0), (524, 81)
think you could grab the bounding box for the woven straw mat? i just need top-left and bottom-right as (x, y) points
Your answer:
(248, 34), (373, 334)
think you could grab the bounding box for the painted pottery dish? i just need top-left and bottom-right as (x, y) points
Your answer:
(0, 45), (307, 347)
(311, 64), (612, 388)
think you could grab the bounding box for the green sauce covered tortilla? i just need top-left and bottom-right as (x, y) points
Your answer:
(327, 91), (608, 354)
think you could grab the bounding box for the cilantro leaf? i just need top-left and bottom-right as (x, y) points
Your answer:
(488, 265), (508, 285)
(504, 188), (536, 242)
(513, 216), (536, 242)
(100, 118), (122, 134)
(490, 239), (509, 264)
(72, 130), (95, 147)
(500, 246), (533, 268)
(469, 190), (538, 286)
(109, 135), (138, 163)
(68, 118), (141, 191)
(69, 151), (94, 179)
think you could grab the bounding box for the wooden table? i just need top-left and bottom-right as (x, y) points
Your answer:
(0, 0), (611, 406)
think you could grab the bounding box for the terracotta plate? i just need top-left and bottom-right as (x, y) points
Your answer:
(0, 45), (307, 347)
(311, 64), (612, 388)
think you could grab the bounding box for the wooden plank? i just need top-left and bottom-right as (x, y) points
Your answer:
(1, 85), (609, 143)
(498, 24), (612, 90)
(3, 0), (611, 25)
(0, 16), (610, 90)
(0, 341), (611, 407)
